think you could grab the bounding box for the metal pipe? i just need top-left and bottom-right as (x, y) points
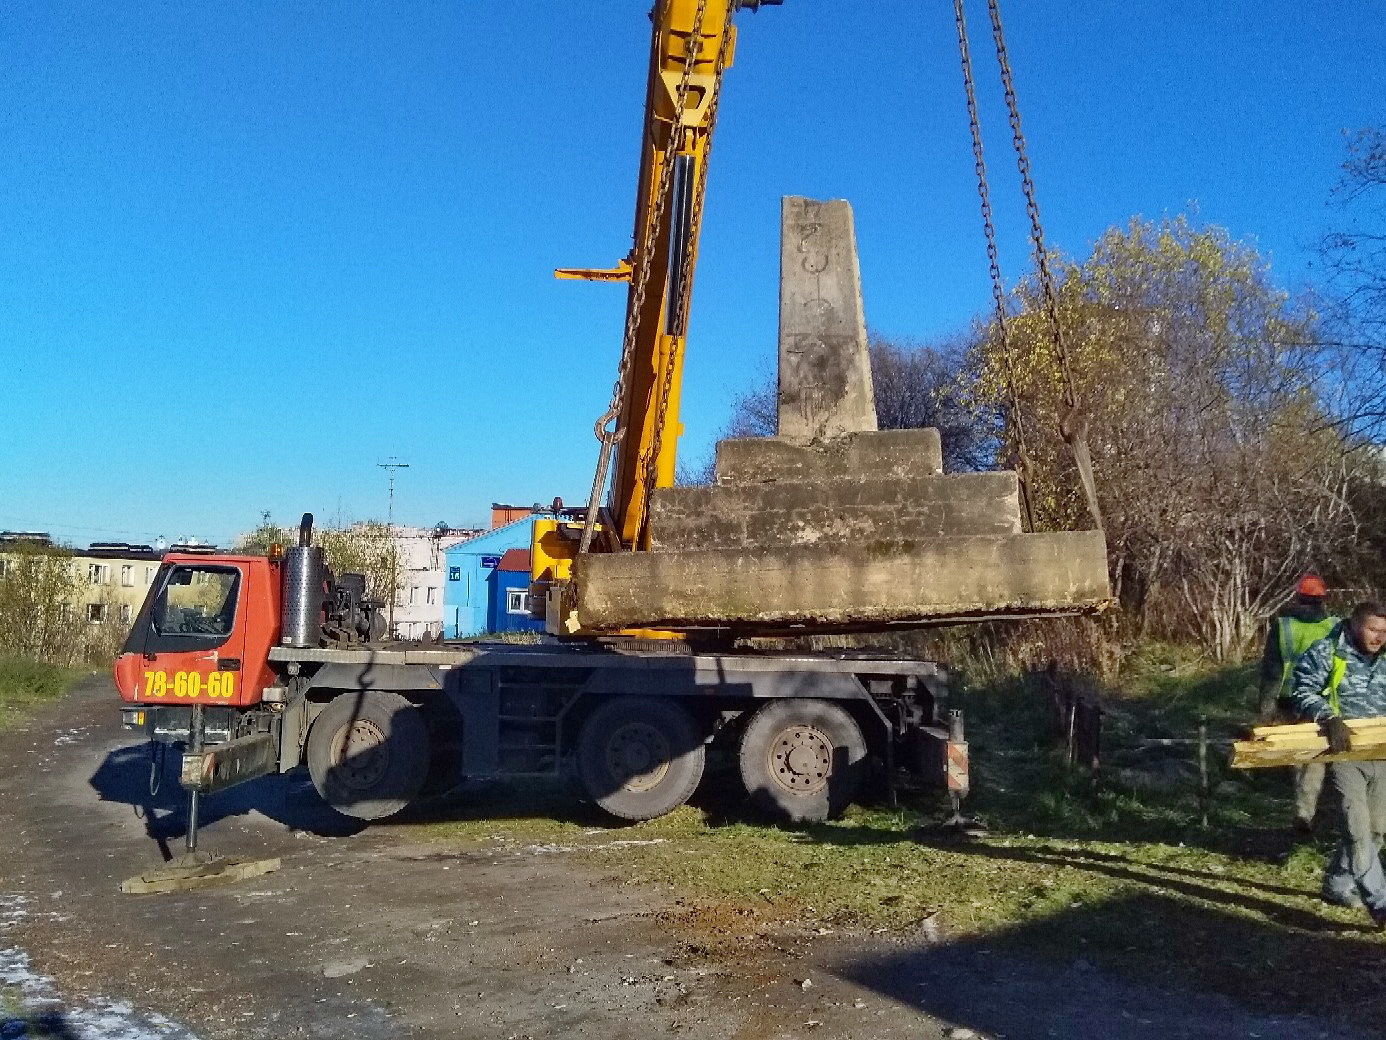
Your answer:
(1197, 716), (1210, 828)
(185, 704), (205, 854)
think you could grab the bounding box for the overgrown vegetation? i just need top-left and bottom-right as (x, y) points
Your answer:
(0, 541), (130, 666)
(234, 516), (399, 602)
(0, 656), (87, 732)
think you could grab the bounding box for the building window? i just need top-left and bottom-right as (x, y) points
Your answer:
(88, 563), (109, 585)
(506, 589), (529, 615)
(408, 586), (419, 606)
(426, 586), (438, 606)
(119, 604), (132, 624)
(0, 559), (7, 578)
(121, 565), (134, 587)
(87, 603), (106, 623)
(143, 566), (153, 584)
(57, 603), (71, 620)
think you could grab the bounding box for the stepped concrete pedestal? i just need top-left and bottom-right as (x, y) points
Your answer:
(575, 531), (1110, 631)
(570, 196), (1110, 632)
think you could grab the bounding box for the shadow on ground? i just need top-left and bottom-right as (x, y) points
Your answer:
(88, 743), (366, 857)
(835, 888), (1384, 1040)
(0, 1010), (84, 1039)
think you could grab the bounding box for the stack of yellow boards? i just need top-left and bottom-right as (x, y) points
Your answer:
(1231, 717), (1386, 768)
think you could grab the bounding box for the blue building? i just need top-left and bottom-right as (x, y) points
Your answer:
(442, 519), (544, 638)
(488, 549), (544, 633)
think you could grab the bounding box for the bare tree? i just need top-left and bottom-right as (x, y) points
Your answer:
(691, 334), (991, 482)
(1320, 127), (1386, 436)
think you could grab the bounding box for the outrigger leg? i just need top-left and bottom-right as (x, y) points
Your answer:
(120, 705), (283, 894)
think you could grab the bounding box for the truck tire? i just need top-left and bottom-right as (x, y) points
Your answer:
(306, 690), (431, 821)
(577, 697), (705, 822)
(739, 699), (866, 822)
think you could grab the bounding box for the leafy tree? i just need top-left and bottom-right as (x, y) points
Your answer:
(0, 541), (87, 664)
(233, 515), (398, 602)
(966, 215), (1358, 658)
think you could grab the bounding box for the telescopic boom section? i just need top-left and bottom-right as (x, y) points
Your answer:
(605, 0), (728, 549)
(574, 0), (772, 551)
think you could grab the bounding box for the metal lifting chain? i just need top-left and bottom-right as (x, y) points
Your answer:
(579, 0), (712, 555)
(952, 0), (1034, 533)
(637, 0), (737, 544)
(985, 0), (1105, 532)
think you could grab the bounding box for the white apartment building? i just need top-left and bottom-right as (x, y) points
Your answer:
(389, 525), (482, 639)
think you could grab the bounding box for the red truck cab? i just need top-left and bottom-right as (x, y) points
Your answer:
(114, 553), (282, 710)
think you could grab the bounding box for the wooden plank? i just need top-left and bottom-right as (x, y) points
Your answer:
(1231, 741), (1386, 769)
(1249, 717), (1386, 739)
(120, 856), (281, 895)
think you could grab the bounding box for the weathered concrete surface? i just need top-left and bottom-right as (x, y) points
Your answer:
(650, 471), (1020, 551)
(715, 428), (942, 485)
(778, 197), (878, 442)
(575, 530), (1111, 630)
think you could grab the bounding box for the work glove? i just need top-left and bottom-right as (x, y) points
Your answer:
(1323, 716), (1353, 756)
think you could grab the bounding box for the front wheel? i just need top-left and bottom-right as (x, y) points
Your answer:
(738, 699), (867, 822)
(576, 697), (706, 821)
(306, 690), (431, 820)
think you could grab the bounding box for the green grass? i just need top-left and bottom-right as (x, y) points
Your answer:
(402, 644), (1386, 1029)
(0, 656), (88, 732)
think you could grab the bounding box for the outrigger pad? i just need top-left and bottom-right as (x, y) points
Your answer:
(120, 854), (281, 895)
(573, 530), (1111, 632)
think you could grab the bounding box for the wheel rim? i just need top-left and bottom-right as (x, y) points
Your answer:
(604, 721), (671, 793)
(328, 719), (390, 790)
(768, 724), (833, 795)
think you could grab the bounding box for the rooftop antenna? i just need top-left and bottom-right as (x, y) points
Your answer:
(378, 457), (410, 637)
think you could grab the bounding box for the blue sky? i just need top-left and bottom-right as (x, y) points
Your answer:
(1, 1), (1382, 547)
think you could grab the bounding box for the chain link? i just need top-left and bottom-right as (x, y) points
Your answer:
(580, 0), (712, 554)
(952, 0), (1033, 533)
(986, 0), (1104, 531)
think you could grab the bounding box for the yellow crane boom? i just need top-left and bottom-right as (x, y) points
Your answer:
(533, 1), (778, 632)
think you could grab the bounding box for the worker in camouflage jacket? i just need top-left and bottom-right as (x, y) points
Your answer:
(1257, 574), (1338, 830)
(1288, 601), (1386, 925)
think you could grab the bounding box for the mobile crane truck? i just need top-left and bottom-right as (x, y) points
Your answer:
(114, 0), (1108, 852)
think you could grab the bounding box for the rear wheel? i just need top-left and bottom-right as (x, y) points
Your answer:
(739, 699), (867, 822)
(577, 697), (705, 821)
(306, 690), (431, 820)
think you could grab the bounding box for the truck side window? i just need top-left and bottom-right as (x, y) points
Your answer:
(152, 566), (240, 639)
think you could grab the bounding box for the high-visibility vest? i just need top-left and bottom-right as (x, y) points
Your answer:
(1325, 636), (1349, 717)
(1279, 615), (1338, 696)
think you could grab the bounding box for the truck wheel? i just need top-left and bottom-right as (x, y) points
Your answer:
(739, 699), (866, 822)
(306, 690), (431, 820)
(577, 697), (705, 821)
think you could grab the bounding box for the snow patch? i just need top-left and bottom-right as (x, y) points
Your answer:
(0, 946), (199, 1039)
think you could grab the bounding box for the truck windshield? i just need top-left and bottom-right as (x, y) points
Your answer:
(153, 566), (240, 637)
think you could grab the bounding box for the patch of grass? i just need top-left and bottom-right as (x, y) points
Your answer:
(0, 656), (88, 732)
(0, 984), (22, 1018)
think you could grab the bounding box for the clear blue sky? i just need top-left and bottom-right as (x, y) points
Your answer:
(1, 2), (1381, 547)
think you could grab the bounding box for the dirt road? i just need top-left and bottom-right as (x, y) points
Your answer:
(1, 678), (1376, 1039)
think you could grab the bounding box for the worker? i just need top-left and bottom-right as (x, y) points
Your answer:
(1287, 601), (1386, 924)
(1257, 573), (1338, 831)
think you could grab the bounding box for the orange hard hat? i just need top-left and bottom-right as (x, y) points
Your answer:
(1296, 574), (1327, 598)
